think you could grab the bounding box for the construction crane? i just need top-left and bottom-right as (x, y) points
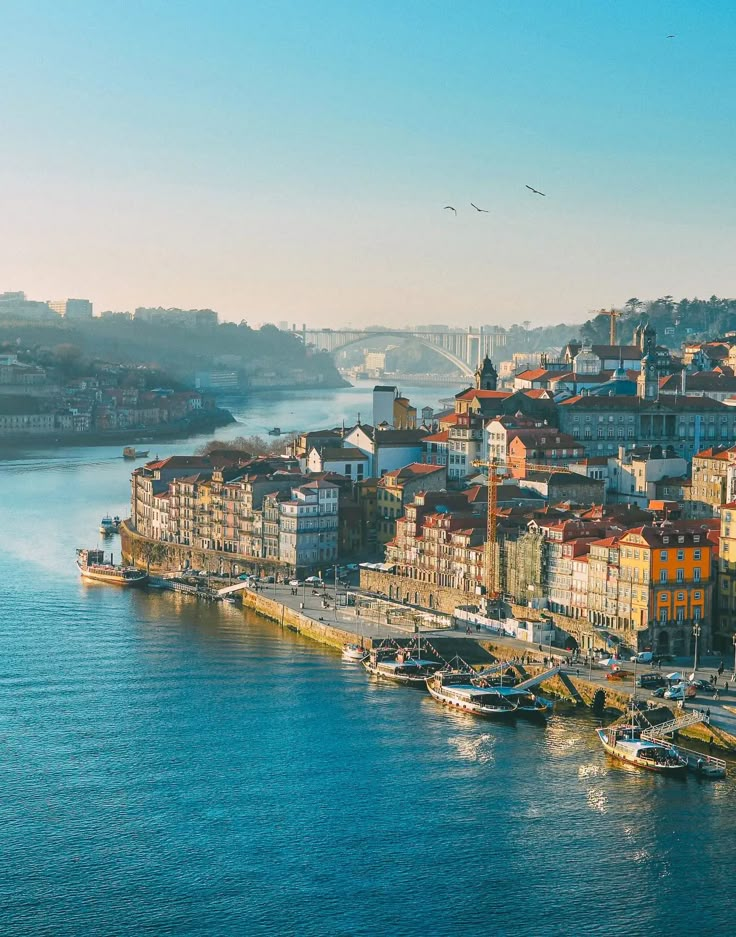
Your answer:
(472, 455), (574, 614)
(597, 307), (621, 346)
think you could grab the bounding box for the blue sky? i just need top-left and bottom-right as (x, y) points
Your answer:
(0, 1), (733, 326)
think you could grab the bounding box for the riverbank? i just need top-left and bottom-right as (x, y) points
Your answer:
(0, 407), (236, 456)
(232, 583), (736, 754)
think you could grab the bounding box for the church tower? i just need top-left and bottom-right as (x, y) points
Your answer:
(475, 355), (497, 391)
(637, 351), (659, 400)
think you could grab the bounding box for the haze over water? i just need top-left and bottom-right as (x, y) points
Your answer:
(2, 385), (735, 935)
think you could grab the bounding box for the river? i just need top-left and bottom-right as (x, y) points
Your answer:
(1, 381), (734, 935)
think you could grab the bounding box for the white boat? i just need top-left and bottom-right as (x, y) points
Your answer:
(99, 515), (116, 536)
(596, 724), (687, 775)
(342, 643), (367, 662)
(426, 669), (552, 720)
(363, 648), (443, 686)
(76, 549), (148, 587)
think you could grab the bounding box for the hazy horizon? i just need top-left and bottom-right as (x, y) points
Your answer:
(1, 1), (734, 327)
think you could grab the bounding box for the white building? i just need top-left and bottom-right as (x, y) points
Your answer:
(605, 445), (688, 508)
(278, 479), (339, 568)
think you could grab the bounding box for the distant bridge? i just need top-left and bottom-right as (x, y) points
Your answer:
(301, 327), (507, 377)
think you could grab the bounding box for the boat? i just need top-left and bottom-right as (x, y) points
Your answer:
(596, 723), (687, 774)
(267, 427), (281, 436)
(112, 515), (121, 532)
(363, 647), (442, 686)
(99, 515), (116, 536)
(426, 669), (551, 720)
(123, 447), (150, 459)
(76, 549), (148, 587)
(342, 643), (367, 662)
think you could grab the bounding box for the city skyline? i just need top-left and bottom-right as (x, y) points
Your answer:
(0, 2), (734, 325)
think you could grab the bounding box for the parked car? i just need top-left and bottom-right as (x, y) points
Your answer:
(238, 573), (253, 581)
(690, 679), (717, 695)
(305, 576), (324, 585)
(636, 673), (667, 689)
(631, 651), (653, 664)
(651, 686), (667, 698)
(289, 579), (303, 587)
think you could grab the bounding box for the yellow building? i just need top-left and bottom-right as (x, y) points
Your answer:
(617, 524), (713, 655)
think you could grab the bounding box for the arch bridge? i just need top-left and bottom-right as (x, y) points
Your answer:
(301, 327), (507, 377)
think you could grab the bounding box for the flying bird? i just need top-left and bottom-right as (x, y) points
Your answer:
(470, 202), (490, 213)
(525, 185), (546, 197)
(443, 205), (457, 214)
(666, 34), (676, 38)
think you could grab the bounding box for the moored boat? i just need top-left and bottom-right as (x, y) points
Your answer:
(342, 643), (367, 662)
(76, 549), (148, 587)
(596, 724), (687, 774)
(99, 515), (116, 536)
(123, 447), (150, 459)
(363, 648), (442, 686)
(426, 669), (551, 720)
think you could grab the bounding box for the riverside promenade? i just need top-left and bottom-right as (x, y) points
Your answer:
(235, 579), (736, 752)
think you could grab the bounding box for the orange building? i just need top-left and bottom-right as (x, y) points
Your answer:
(616, 524), (713, 655)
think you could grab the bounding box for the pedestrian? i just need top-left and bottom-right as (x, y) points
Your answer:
(725, 681), (730, 695)
(705, 707), (711, 723)
(709, 736), (715, 755)
(714, 690), (720, 700)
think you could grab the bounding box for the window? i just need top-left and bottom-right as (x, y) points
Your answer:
(660, 593), (667, 601)
(677, 549), (684, 560)
(694, 591), (701, 600)
(676, 569), (684, 582)
(694, 549), (701, 560)
(660, 609), (667, 622)
(694, 568), (701, 582)
(660, 550), (668, 561)
(676, 608), (685, 622)
(677, 592), (684, 601)
(660, 570), (667, 584)
(694, 607), (702, 621)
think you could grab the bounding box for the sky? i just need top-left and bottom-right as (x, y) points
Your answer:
(0, 0), (734, 328)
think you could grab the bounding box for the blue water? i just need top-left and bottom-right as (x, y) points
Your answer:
(1, 385), (735, 935)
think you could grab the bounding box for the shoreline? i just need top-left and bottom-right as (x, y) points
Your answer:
(0, 409), (236, 456)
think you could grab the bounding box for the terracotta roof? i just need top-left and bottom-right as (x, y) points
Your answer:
(423, 430), (449, 443)
(455, 389), (512, 401)
(515, 368), (549, 382)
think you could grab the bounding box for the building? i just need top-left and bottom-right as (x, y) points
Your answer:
(717, 503), (736, 649)
(689, 446), (736, 517)
(0, 292), (55, 322)
(606, 445), (688, 509)
(557, 393), (736, 459)
(615, 524), (713, 655)
(306, 446), (369, 481)
(376, 463), (447, 544)
(278, 479), (339, 569)
(344, 424), (428, 476)
(48, 298), (93, 320)
(506, 430), (583, 475)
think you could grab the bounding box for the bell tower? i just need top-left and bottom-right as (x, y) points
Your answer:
(475, 356), (497, 391)
(637, 352), (659, 400)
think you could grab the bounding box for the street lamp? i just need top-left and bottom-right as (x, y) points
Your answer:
(732, 633), (736, 682)
(692, 622), (702, 674)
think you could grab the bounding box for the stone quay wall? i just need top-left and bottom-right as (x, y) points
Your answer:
(240, 588), (362, 652)
(360, 569), (477, 616)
